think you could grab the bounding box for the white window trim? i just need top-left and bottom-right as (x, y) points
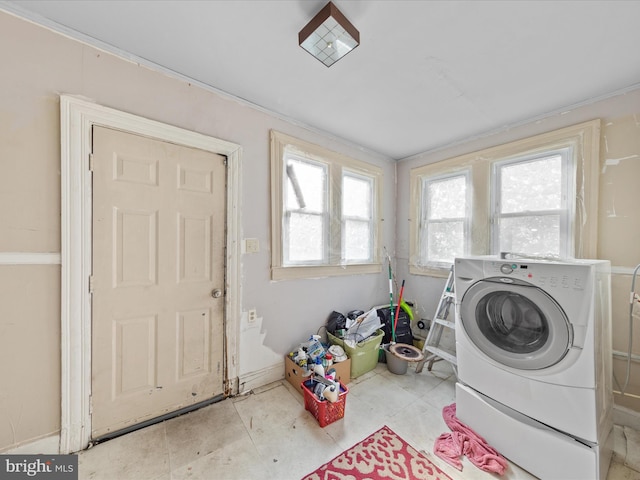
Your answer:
(410, 120), (600, 277)
(270, 130), (382, 280)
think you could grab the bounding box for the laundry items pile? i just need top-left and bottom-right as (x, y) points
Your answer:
(285, 307), (387, 395)
(285, 305), (412, 426)
(327, 304), (415, 363)
(325, 308), (387, 378)
(285, 334), (352, 427)
(326, 309), (383, 347)
(285, 335), (351, 396)
(286, 302), (419, 389)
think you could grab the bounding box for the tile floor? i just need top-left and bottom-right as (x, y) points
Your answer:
(77, 361), (638, 480)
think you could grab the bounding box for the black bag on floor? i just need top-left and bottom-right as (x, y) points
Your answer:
(376, 306), (413, 346)
(326, 311), (347, 334)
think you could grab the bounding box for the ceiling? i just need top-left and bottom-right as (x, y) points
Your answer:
(4, 0), (640, 159)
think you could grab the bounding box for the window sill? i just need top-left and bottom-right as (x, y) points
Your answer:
(409, 263), (451, 278)
(271, 263), (382, 281)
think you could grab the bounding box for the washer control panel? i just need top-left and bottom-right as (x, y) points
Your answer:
(489, 262), (526, 277)
(484, 261), (587, 291)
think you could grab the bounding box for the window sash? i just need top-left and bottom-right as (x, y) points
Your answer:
(343, 218), (372, 262)
(283, 210), (327, 265)
(418, 172), (469, 267)
(342, 171), (374, 263)
(283, 155), (329, 265)
(491, 148), (573, 258)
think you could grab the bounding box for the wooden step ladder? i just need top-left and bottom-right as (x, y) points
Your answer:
(415, 266), (457, 374)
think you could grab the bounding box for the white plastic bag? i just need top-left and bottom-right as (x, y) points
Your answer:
(343, 308), (382, 345)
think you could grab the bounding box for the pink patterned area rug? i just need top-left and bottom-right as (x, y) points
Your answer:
(302, 425), (453, 480)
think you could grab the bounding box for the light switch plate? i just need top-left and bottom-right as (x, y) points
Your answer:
(245, 238), (259, 254)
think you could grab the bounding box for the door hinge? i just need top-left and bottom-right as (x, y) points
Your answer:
(89, 395), (93, 415)
(89, 275), (95, 294)
(88, 153), (94, 171)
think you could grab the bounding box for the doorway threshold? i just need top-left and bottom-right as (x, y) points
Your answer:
(89, 394), (226, 447)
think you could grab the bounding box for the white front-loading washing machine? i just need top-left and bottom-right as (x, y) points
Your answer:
(453, 256), (613, 479)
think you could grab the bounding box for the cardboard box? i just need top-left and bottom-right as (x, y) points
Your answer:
(284, 355), (351, 395)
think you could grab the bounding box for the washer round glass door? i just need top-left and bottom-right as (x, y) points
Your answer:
(459, 277), (573, 370)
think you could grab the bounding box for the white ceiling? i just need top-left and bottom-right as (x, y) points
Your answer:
(4, 0), (640, 159)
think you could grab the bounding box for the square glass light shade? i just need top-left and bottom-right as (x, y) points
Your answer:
(299, 2), (359, 67)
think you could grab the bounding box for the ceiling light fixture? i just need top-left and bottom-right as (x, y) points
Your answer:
(298, 1), (360, 67)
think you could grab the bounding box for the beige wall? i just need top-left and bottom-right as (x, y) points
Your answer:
(599, 115), (640, 411)
(0, 11), (397, 451)
(0, 266), (60, 448)
(0, 12), (69, 450)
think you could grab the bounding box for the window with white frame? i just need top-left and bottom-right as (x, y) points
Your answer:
(271, 131), (382, 280)
(492, 149), (573, 258)
(419, 172), (470, 267)
(409, 120), (600, 276)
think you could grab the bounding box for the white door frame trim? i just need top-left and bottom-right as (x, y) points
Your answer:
(59, 95), (242, 454)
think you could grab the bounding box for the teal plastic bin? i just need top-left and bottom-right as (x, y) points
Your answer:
(327, 329), (384, 378)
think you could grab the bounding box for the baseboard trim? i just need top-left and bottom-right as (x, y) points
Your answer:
(237, 364), (283, 395)
(613, 404), (640, 430)
(1, 433), (60, 454)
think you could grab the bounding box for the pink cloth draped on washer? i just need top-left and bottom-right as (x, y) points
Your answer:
(434, 403), (508, 475)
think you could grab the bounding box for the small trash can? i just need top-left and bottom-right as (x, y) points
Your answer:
(384, 343), (425, 375)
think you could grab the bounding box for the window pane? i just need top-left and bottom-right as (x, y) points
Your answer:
(498, 215), (560, 255)
(343, 175), (371, 218)
(428, 176), (466, 219)
(285, 158), (326, 212)
(427, 220), (464, 263)
(287, 212), (324, 262)
(500, 156), (562, 214)
(344, 219), (371, 261)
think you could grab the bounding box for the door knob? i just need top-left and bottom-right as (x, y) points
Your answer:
(211, 288), (222, 298)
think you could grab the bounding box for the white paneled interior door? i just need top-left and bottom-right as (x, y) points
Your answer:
(91, 125), (226, 438)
